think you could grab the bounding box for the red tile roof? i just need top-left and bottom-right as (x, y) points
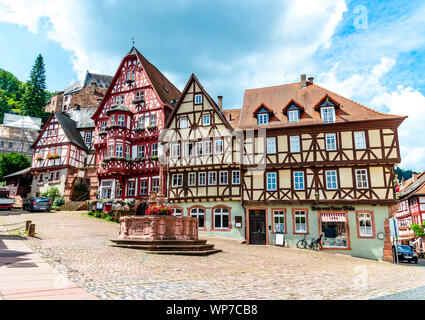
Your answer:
(222, 108), (241, 129)
(237, 81), (406, 129)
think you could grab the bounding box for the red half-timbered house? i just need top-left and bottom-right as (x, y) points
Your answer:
(92, 47), (180, 213)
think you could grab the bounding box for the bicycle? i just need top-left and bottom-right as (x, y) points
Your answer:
(296, 234), (323, 251)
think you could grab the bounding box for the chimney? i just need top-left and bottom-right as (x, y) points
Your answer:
(413, 173), (418, 181)
(308, 76), (314, 84)
(217, 96), (223, 109)
(90, 81), (96, 94)
(300, 74), (306, 88)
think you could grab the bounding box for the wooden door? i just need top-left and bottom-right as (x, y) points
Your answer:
(249, 210), (266, 244)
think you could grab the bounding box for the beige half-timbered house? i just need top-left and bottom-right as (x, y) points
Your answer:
(160, 74), (245, 240)
(237, 75), (406, 260)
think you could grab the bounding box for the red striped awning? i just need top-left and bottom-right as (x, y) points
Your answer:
(321, 213), (346, 223)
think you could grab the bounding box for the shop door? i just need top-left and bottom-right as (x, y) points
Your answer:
(249, 210), (266, 244)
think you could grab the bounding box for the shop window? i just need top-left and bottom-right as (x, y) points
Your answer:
(294, 210), (307, 234)
(273, 210), (285, 233)
(214, 207), (229, 229)
(321, 213), (348, 248)
(190, 207), (205, 228)
(357, 212), (374, 237)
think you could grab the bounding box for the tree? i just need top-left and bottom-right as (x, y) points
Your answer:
(0, 153), (31, 180)
(395, 167), (421, 182)
(23, 54), (48, 118)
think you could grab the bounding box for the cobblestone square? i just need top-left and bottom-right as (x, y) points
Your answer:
(1, 209), (425, 300)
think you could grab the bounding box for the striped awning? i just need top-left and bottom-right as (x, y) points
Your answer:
(321, 213), (346, 223)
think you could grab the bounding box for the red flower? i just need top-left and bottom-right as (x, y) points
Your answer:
(146, 204), (173, 216)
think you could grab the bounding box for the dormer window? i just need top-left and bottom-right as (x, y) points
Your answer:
(288, 109), (300, 122)
(258, 113), (269, 125)
(321, 107), (335, 124)
(283, 100), (303, 123)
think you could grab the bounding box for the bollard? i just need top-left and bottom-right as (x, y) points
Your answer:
(25, 220), (32, 232)
(28, 224), (35, 237)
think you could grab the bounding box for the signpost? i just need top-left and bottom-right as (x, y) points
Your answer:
(389, 218), (400, 264)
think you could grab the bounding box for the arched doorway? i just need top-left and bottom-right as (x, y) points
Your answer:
(136, 202), (148, 216)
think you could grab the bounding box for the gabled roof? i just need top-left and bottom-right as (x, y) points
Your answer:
(54, 112), (88, 151)
(83, 71), (113, 88)
(238, 81), (407, 130)
(282, 99), (305, 114)
(65, 107), (97, 129)
(164, 73), (233, 131)
(106, 104), (133, 115)
(399, 172), (425, 199)
(3, 167), (31, 179)
(92, 47), (181, 120)
(222, 108), (241, 129)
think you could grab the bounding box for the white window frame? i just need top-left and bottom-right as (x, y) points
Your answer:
(172, 208), (182, 216)
(127, 181), (135, 197)
(325, 170), (338, 190)
(290, 136), (300, 153)
(185, 142), (194, 157)
(214, 139), (223, 154)
(214, 208), (229, 230)
(325, 133), (337, 151)
(140, 180), (148, 195)
(208, 171), (217, 185)
(266, 137), (276, 154)
(190, 208), (205, 228)
(198, 172), (206, 185)
(172, 174), (183, 187)
(288, 109), (300, 122)
(152, 180), (159, 193)
(321, 107), (335, 124)
(202, 114), (210, 125)
(204, 141), (212, 155)
(151, 143), (158, 157)
(267, 172), (277, 191)
(118, 115), (125, 126)
(294, 210), (307, 233)
(358, 212), (373, 237)
(188, 172), (196, 186)
(180, 117), (188, 129)
(219, 171), (228, 185)
(257, 113), (269, 125)
(195, 94), (203, 104)
(232, 170), (240, 185)
(273, 210), (285, 233)
(354, 131), (366, 149)
(115, 144), (123, 157)
(294, 171), (305, 190)
(137, 145), (144, 158)
(355, 169), (369, 189)
(171, 143), (180, 158)
(195, 141), (203, 156)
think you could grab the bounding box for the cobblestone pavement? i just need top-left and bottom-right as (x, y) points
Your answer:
(2, 209), (425, 300)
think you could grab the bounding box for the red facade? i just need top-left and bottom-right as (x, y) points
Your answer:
(92, 47), (180, 209)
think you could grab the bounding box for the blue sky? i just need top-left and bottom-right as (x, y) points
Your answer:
(0, 0), (424, 170)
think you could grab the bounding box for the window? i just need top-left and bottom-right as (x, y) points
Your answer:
(116, 95), (124, 105)
(355, 169), (369, 189)
(294, 210), (307, 233)
(204, 141), (212, 155)
(354, 131), (366, 149)
(190, 207), (205, 228)
(116, 182), (122, 197)
(273, 210), (285, 233)
(267, 172), (277, 191)
(325, 133), (337, 151)
(110, 115), (115, 125)
(150, 114), (156, 127)
(172, 174), (183, 187)
(118, 115), (125, 126)
(180, 117), (188, 129)
(171, 144), (180, 158)
(140, 180), (148, 195)
(135, 90), (144, 100)
(199, 172), (206, 185)
(195, 142), (203, 156)
(214, 140), (223, 154)
(115, 145), (123, 157)
(55, 171), (60, 180)
(151, 143), (158, 157)
(185, 142), (194, 157)
(294, 171), (305, 190)
(257, 113), (269, 125)
(138, 117), (144, 128)
(152, 180), (159, 193)
(195, 94), (202, 104)
(127, 181), (135, 197)
(125, 146), (130, 159)
(290, 136), (300, 153)
(326, 170), (338, 190)
(137, 145), (144, 158)
(266, 137), (276, 154)
(203, 114), (210, 125)
(38, 174), (43, 182)
(232, 170), (240, 185)
(8, 142), (13, 149)
(172, 208), (182, 216)
(214, 207), (229, 229)
(109, 145), (113, 157)
(208, 171), (217, 185)
(358, 212), (373, 237)
(321, 107), (335, 123)
(219, 171), (228, 185)
(49, 172), (54, 180)
(188, 172), (196, 186)
(101, 121), (107, 131)
(288, 110), (300, 122)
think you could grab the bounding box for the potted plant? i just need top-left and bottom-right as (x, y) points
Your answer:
(145, 204), (173, 216)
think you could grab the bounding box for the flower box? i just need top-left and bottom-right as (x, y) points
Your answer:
(150, 156), (159, 161)
(36, 156), (43, 161)
(147, 125), (157, 130)
(105, 125), (127, 131)
(98, 131), (107, 136)
(134, 127), (145, 132)
(126, 79), (135, 84)
(132, 99), (145, 105)
(47, 153), (60, 159)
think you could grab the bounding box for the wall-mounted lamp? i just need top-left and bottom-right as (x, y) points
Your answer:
(315, 191), (320, 204)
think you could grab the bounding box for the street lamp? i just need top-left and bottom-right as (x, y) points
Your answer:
(315, 191), (320, 204)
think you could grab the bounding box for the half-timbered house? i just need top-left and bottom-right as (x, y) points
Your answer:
(237, 75), (406, 260)
(92, 47), (180, 213)
(161, 74), (244, 239)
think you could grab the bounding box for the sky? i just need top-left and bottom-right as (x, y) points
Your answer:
(0, 0), (424, 171)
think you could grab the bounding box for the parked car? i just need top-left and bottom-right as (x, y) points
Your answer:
(23, 197), (51, 212)
(395, 245), (418, 264)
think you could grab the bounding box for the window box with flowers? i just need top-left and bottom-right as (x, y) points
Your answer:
(105, 125), (127, 131)
(47, 153), (60, 159)
(98, 131), (107, 136)
(134, 127), (145, 132)
(132, 99), (145, 105)
(150, 156), (159, 161)
(36, 155), (43, 161)
(147, 125), (157, 131)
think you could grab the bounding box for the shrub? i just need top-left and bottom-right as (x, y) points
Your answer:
(41, 186), (60, 199)
(411, 223), (425, 237)
(53, 196), (65, 207)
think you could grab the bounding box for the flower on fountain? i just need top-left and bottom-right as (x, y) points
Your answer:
(145, 204), (173, 216)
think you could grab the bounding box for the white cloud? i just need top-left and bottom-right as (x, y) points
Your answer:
(0, 0), (119, 81)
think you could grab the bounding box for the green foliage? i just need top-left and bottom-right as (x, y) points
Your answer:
(0, 153), (31, 180)
(395, 167), (421, 181)
(411, 222), (425, 237)
(22, 54), (48, 118)
(41, 186), (60, 198)
(53, 196), (65, 207)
